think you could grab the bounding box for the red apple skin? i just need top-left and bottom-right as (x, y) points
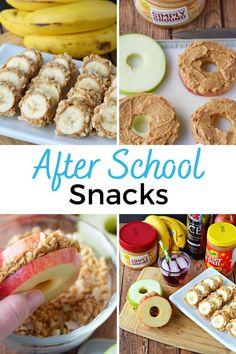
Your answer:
(0, 233), (40, 268)
(0, 247), (81, 300)
(215, 214), (236, 225)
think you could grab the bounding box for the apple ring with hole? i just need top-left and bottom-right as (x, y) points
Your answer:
(127, 279), (163, 310)
(21, 48), (44, 69)
(75, 74), (107, 95)
(120, 93), (179, 145)
(0, 231), (81, 303)
(92, 99), (117, 139)
(0, 81), (21, 116)
(0, 68), (28, 91)
(191, 98), (236, 145)
(4, 55), (38, 78)
(19, 91), (55, 127)
(179, 41), (236, 96)
(38, 62), (71, 89)
(68, 87), (102, 108)
(29, 79), (62, 105)
(55, 98), (92, 137)
(80, 54), (115, 79)
(137, 292), (172, 328)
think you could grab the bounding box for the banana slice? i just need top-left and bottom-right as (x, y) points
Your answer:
(81, 54), (114, 79)
(194, 283), (211, 297)
(104, 86), (117, 104)
(6, 55), (36, 78)
(52, 53), (77, 75)
(217, 286), (234, 302)
(212, 275), (224, 287)
(202, 277), (219, 291)
(185, 289), (203, 306)
(0, 82), (20, 116)
(198, 299), (217, 317)
(227, 319), (236, 337)
(67, 87), (102, 108)
(55, 98), (91, 137)
(21, 49), (43, 68)
(20, 92), (54, 127)
(29, 80), (61, 105)
(210, 294), (224, 309)
(92, 101), (117, 139)
(0, 68), (28, 90)
(211, 310), (231, 330)
(38, 62), (70, 88)
(75, 74), (105, 94)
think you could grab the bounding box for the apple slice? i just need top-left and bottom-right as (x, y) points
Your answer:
(137, 291), (172, 328)
(0, 248), (81, 302)
(0, 232), (41, 268)
(127, 279), (163, 310)
(120, 34), (166, 94)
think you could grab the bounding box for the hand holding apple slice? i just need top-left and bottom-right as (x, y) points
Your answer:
(0, 231), (81, 303)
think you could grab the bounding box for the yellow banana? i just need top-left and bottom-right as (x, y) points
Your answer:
(24, 23), (117, 59)
(1, 9), (33, 37)
(24, 1), (117, 35)
(144, 215), (171, 255)
(159, 216), (187, 249)
(6, 0), (64, 11)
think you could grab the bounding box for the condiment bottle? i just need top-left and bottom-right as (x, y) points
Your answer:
(186, 214), (212, 260)
(205, 222), (236, 276)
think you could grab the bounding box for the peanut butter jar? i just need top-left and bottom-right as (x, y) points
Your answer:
(133, 0), (206, 28)
(205, 222), (236, 276)
(120, 221), (157, 269)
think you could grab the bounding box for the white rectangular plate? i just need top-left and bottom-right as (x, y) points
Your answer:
(121, 39), (236, 145)
(169, 267), (236, 352)
(0, 43), (115, 145)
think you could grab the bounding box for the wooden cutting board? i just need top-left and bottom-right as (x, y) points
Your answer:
(119, 267), (232, 354)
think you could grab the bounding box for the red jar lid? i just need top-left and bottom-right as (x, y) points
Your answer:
(120, 221), (157, 253)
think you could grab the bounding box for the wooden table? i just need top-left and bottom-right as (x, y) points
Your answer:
(119, 223), (236, 354)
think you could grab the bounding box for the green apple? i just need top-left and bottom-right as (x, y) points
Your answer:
(104, 344), (117, 354)
(120, 33), (166, 94)
(127, 279), (163, 310)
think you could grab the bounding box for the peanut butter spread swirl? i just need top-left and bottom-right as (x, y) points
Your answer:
(191, 98), (236, 145)
(0, 230), (80, 283)
(179, 41), (236, 96)
(120, 93), (179, 145)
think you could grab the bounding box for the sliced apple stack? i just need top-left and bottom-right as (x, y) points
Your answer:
(137, 291), (172, 328)
(0, 231), (81, 302)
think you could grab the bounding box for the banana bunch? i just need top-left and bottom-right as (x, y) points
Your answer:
(144, 215), (187, 255)
(1, 0), (117, 58)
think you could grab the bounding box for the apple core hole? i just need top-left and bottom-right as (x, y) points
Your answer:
(139, 287), (148, 294)
(131, 115), (149, 137)
(34, 279), (55, 292)
(150, 306), (159, 317)
(213, 116), (232, 132)
(201, 62), (217, 72)
(127, 54), (143, 69)
(104, 216), (117, 235)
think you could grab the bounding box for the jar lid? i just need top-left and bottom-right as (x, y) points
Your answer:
(207, 222), (236, 247)
(120, 221), (157, 253)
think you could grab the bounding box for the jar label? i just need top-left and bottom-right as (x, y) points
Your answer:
(129, 253), (150, 267)
(150, 6), (189, 25)
(205, 244), (236, 275)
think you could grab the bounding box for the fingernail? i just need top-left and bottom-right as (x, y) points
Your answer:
(26, 290), (44, 312)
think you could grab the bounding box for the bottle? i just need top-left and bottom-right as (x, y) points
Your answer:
(186, 214), (212, 259)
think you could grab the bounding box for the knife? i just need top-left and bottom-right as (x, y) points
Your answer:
(174, 28), (236, 39)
